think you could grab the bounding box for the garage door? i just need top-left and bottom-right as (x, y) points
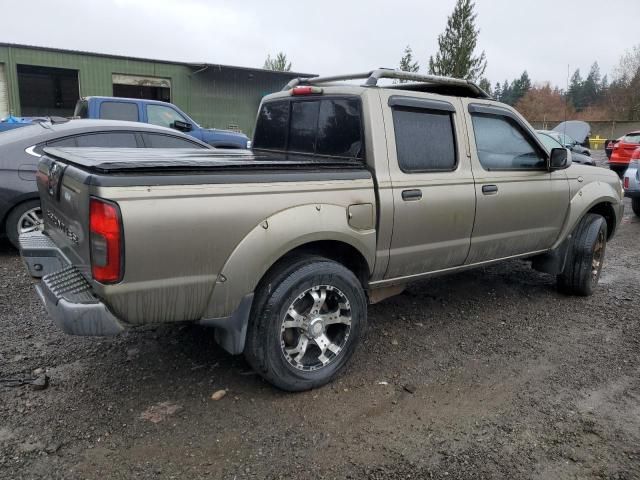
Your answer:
(0, 64), (8, 119)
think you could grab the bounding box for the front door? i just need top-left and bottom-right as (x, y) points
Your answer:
(382, 92), (476, 279)
(463, 101), (570, 264)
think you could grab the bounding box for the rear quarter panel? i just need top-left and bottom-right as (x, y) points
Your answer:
(92, 175), (376, 325)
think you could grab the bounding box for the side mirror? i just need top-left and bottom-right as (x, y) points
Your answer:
(172, 120), (192, 132)
(549, 147), (572, 170)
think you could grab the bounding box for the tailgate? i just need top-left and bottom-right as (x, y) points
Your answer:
(37, 154), (93, 277)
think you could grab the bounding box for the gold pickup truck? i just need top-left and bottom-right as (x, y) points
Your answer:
(20, 70), (624, 391)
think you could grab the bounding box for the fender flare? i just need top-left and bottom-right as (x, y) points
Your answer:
(203, 203), (376, 320)
(552, 181), (621, 250)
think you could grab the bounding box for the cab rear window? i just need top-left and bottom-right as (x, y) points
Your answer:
(253, 97), (363, 159)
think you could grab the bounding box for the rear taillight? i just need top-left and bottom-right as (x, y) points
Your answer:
(89, 197), (123, 283)
(624, 177), (630, 189)
(632, 148), (640, 160)
(291, 86), (323, 96)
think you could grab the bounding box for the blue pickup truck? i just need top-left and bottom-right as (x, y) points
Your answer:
(73, 97), (250, 148)
(0, 97), (250, 149)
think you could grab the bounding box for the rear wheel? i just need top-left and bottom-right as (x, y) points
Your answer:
(632, 198), (640, 217)
(5, 200), (43, 249)
(244, 256), (366, 391)
(557, 213), (607, 296)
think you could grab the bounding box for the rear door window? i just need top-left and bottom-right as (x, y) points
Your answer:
(143, 133), (207, 148)
(392, 108), (456, 172)
(99, 101), (139, 122)
(46, 136), (78, 147)
(76, 132), (138, 147)
(253, 97), (363, 159)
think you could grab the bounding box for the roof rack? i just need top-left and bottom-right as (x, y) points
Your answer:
(283, 69), (491, 99)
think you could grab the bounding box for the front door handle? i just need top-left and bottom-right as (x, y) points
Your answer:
(482, 184), (498, 195)
(401, 189), (422, 201)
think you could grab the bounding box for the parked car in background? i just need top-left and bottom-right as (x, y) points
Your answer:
(553, 120), (591, 146)
(609, 131), (640, 175)
(605, 137), (621, 159)
(0, 115), (50, 133)
(536, 131), (595, 166)
(622, 147), (640, 216)
(74, 97), (250, 149)
(0, 118), (211, 248)
(540, 129), (591, 156)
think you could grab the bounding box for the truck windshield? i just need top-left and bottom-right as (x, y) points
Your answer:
(253, 97), (363, 160)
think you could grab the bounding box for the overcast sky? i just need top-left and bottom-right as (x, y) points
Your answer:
(1, 0), (638, 87)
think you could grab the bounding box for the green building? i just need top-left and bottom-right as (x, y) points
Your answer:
(0, 43), (311, 136)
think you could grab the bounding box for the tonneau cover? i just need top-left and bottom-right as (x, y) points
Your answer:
(42, 147), (366, 173)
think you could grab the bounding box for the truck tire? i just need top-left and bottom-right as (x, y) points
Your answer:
(5, 200), (43, 249)
(632, 198), (640, 217)
(244, 256), (367, 391)
(557, 213), (607, 296)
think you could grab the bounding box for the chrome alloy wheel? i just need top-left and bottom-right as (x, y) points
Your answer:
(591, 229), (605, 285)
(18, 207), (44, 234)
(280, 285), (352, 371)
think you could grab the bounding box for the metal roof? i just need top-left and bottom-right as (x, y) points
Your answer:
(0, 42), (315, 77)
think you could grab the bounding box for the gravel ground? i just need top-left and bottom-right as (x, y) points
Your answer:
(1, 155), (639, 479)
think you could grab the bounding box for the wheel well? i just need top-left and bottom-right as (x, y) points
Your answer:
(272, 241), (370, 288)
(587, 202), (616, 239)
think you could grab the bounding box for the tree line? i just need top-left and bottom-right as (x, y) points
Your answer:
(396, 0), (640, 121)
(263, 0), (640, 121)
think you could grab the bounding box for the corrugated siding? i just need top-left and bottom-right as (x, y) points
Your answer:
(0, 63), (8, 118)
(0, 44), (303, 136)
(190, 68), (293, 135)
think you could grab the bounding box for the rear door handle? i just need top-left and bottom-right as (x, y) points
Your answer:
(482, 184), (498, 195)
(401, 189), (422, 201)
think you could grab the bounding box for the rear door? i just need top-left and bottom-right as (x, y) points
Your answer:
(381, 92), (476, 279)
(463, 101), (570, 263)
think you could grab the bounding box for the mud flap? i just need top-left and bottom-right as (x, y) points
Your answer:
(531, 236), (571, 275)
(199, 294), (254, 355)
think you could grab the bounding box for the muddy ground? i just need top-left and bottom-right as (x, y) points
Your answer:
(1, 158), (639, 479)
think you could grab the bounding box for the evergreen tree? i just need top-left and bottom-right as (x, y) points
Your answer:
(509, 71), (532, 105)
(478, 77), (492, 96)
(397, 45), (419, 82)
(501, 80), (512, 104)
(582, 62), (601, 106)
(428, 0), (487, 80)
(493, 82), (502, 101)
(263, 52), (292, 72)
(567, 69), (585, 110)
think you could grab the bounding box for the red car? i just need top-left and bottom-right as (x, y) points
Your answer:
(609, 131), (640, 174)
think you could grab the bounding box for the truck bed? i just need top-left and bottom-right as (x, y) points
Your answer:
(34, 146), (377, 329)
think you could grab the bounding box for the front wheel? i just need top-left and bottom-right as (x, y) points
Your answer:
(244, 256), (367, 391)
(557, 213), (607, 296)
(632, 197), (640, 217)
